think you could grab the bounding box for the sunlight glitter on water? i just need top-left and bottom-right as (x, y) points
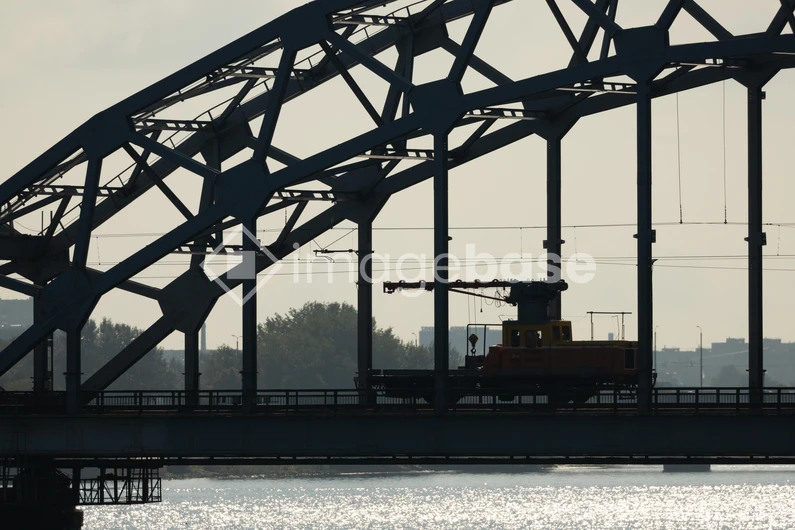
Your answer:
(83, 466), (795, 530)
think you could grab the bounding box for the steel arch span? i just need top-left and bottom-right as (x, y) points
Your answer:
(0, 0), (793, 412)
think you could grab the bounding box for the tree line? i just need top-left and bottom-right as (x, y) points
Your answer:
(0, 302), (455, 391)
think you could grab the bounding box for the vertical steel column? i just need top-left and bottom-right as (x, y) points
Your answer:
(433, 132), (450, 413)
(747, 84), (764, 399)
(546, 136), (563, 320)
(185, 140), (219, 406)
(184, 331), (199, 406)
(636, 82), (654, 413)
(357, 219), (373, 403)
(65, 330), (81, 414)
(32, 298), (49, 392)
(241, 217), (258, 412)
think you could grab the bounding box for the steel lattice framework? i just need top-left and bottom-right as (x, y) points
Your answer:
(1, 0), (794, 413)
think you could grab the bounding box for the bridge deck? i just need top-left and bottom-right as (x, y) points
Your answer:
(1, 388), (794, 466)
(2, 412), (795, 465)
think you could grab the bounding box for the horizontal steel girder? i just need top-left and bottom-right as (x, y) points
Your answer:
(2, 413), (795, 460)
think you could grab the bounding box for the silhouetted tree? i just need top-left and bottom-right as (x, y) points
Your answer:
(251, 301), (437, 388)
(0, 318), (181, 391)
(200, 345), (241, 390)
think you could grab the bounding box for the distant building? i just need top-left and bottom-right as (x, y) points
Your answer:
(656, 337), (795, 387)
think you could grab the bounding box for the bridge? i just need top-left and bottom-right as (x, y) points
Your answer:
(3, 386), (795, 466)
(2, 0), (795, 527)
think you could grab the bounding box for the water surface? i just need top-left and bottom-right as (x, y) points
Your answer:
(83, 465), (795, 529)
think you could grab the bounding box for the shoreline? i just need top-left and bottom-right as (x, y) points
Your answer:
(162, 463), (554, 480)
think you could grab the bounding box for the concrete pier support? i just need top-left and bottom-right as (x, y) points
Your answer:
(0, 463), (83, 529)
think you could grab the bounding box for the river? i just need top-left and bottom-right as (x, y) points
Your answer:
(82, 465), (795, 529)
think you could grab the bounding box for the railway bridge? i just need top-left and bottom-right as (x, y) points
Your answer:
(2, 0), (795, 527)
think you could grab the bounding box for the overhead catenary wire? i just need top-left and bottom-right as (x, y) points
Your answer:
(86, 220), (795, 239)
(82, 253), (795, 268)
(127, 260), (795, 280)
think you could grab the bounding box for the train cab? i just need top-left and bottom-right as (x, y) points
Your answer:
(502, 321), (573, 348)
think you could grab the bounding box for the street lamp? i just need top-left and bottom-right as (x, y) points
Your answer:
(232, 334), (242, 352)
(411, 332), (418, 346)
(695, 325), (703, 387)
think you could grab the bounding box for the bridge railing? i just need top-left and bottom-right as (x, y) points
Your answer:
(82, 387), (795, 413)
(3, 387), (795, 414)
(652, 387), (795, 409)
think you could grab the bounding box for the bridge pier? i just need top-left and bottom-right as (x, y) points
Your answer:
(0, 460), (83, 530)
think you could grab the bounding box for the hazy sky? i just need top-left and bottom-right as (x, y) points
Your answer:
(2, 1), (795, 360)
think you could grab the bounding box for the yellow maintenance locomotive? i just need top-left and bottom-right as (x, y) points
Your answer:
(371, 280), (641, 405)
